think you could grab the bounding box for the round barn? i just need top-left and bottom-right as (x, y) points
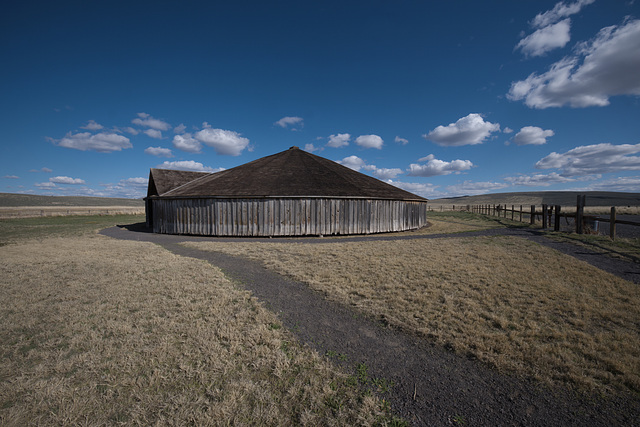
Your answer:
(145, 146), (428, 237)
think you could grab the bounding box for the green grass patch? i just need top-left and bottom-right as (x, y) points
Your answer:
(0, 214), (145, 246)
(544, 231), (640, 262)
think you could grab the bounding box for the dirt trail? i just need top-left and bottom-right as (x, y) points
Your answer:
(100, 225), (640, 426)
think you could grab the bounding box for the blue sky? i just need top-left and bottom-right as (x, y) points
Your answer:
(1, 0), (639, 199)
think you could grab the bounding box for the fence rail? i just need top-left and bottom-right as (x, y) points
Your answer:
(432, 195), (640, 240)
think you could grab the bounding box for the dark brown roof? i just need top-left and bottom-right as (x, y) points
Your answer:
(147, 169), (213, 197)
(157, 146), (426, 201)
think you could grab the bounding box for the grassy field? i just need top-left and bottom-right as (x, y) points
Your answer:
(0, 214), (146, 246)
(0, 192), (145, 208)
(428, 191), (640, 211)
(186, 212), (640, 397)
(0, 215), (400, 425)
(0, 193), (145, 219)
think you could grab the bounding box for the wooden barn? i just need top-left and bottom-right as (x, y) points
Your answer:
(145, 146), (428, 237)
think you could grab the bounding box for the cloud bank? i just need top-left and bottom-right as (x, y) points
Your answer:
(509, 19), (640, 108)
(536, 143), (640, 176)
(53, 132), (132, 152)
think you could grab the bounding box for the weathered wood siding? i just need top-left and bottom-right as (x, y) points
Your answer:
(150, 198), (427, 236)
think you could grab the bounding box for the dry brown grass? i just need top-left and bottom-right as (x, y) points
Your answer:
(0, 235), (394, 425)
(412, 214), (505, 235)
(0, 206), (144, 219)
(186, 235), (640, 396)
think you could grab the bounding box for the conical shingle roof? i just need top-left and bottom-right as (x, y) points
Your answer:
(159, 146), (426, 201)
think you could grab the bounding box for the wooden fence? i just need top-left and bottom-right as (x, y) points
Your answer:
(440, 195), (640, 240)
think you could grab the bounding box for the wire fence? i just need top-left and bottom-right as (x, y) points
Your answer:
(430, 196), (640, 241)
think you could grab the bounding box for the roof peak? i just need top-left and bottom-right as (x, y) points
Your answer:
(157, 147), (427, 201)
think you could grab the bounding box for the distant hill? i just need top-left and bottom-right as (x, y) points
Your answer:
(0, 193), (145, 208)
(428, 191), (640, 208)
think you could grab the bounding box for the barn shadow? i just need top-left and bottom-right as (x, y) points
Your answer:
(117, 222), (152, 233)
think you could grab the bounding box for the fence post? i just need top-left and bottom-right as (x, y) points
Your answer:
(576, 195), (585, 234)
(541, 204), (547, 228)
(530, 205), (536, 225)
(519, 205), (523, 222)
(554, 205), (561, 231)
(610, 206), (616, 240)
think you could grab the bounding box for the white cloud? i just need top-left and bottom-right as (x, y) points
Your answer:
(274, 116), (304, 130)
(445, 181), (509, 197)
(304, 143), (320, 152)
(156, 160), (224, 173)
(35, 182), (57, 189)
(531, 0), (596, 29)
(120, 177), (148, 187)
(338, 156), (402, 179)
(327, 133), (351, 148)
(80, 120), (104, 131)
(132, 112), (171, 131)
(50, 176), (86, 185)
(536, 143), (640, 176)
(337, 155), (366, 171)
(504, 172), (578, 186)
(503, 127), (514, 134)
(194, 125), (249, 156)
(385, 180), (443, 199)
(144, 129), (163, 139)
(580, 176), (640, 192)
(172, 133), (202, 153)
(4, 175), (19, 179)
(174, 123), (187, 134)
(362, 165), (403, 180)
(83, 177), (149, 199)
(512, 126), (555, 145)
(121, 127), (140, 135)
(516, 19), (571, 57)
(407, 154), (474, 177)
(423, 113), (500, 146)
(508, 19), (640, 108)
(355, 134), (384, 149)
(395, 136), (409, 145)
(144, 146), (174, 157)
(52, 132), (132, 152)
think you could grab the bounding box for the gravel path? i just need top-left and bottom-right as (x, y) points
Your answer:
(100, 224), (640, 426)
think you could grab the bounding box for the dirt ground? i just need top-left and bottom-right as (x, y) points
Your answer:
(101, 224), (640, 426)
